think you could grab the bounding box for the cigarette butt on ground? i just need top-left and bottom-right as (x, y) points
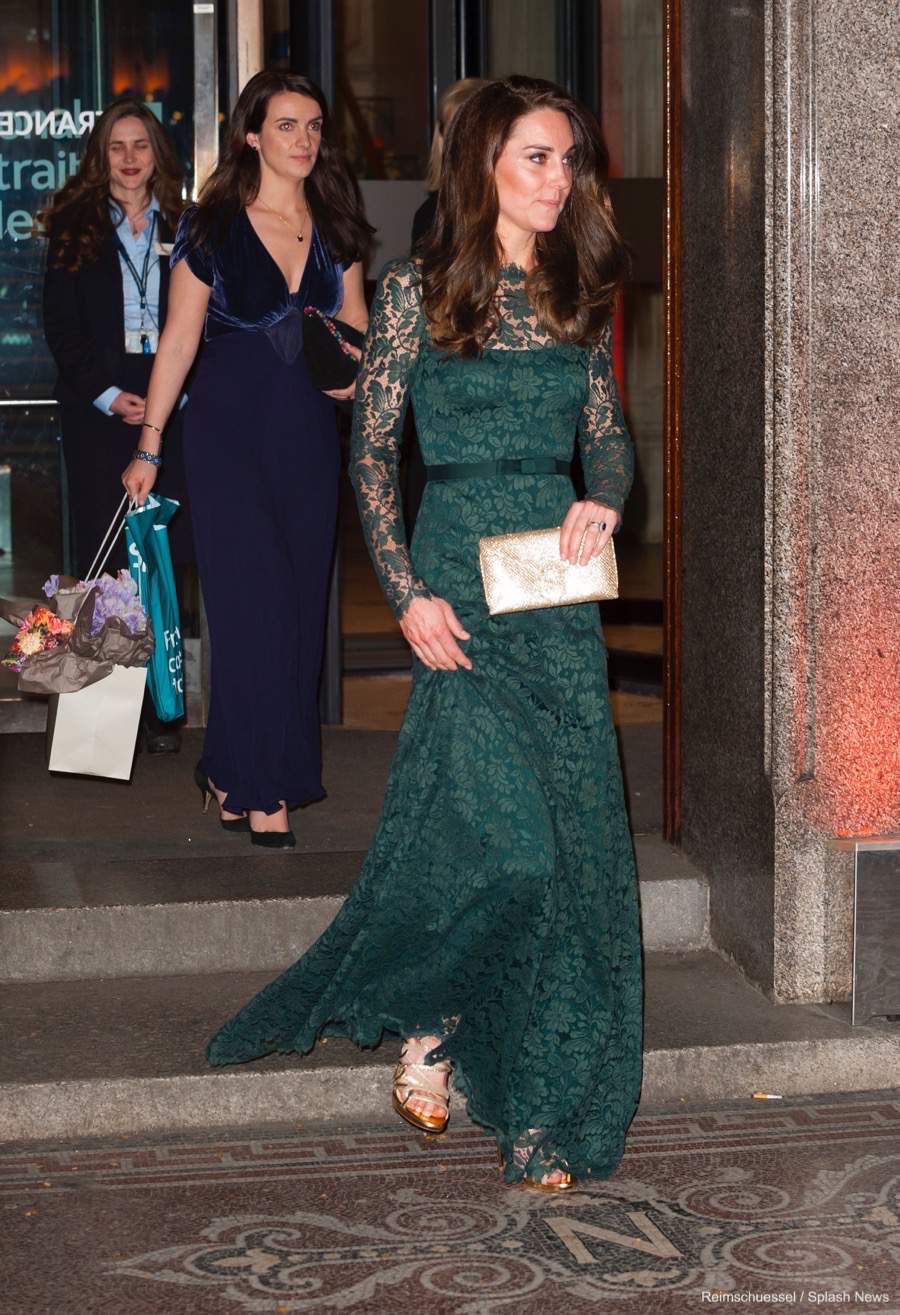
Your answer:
(752, 1091), (783, 1100)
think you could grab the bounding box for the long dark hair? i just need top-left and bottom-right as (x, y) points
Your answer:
(421, 76), (628, 356)
(187, 71), (373, 265)
(36, 98), (184, 271)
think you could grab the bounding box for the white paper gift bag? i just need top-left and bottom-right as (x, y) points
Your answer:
(47, 664), (146, 780)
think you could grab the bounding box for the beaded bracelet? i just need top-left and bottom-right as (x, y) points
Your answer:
(132, 449), (162, 467)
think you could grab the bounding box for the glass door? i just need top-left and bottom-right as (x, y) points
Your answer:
(0, 0), (195, 598)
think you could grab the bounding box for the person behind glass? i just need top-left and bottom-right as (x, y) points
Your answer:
(122, 72), (371, 846)
(410, 78), (488, 251)
(39, 98), (191, 753)
(206, 77), (642, 1192)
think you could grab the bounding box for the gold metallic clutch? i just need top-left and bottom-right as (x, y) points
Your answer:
(478, 526), (618, 616)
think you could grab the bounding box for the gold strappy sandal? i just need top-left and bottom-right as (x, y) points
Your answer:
(392, 1043), (451, 1134)
(497, 1147), (576, 1192)
(524, 1170), (576, 1192)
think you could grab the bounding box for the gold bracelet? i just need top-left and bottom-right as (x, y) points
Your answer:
(143, 421), (163, 434)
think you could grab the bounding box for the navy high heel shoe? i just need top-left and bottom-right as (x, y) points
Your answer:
(194, 763), (249, 833)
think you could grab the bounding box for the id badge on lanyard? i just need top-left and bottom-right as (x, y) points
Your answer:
(118, 212), (159, 354)
(125, 327), (159, 354)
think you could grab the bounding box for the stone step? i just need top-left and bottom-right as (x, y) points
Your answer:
(0, 724), (662, 862)
(1, 949), (895, 1142)
(0, 835), (707, 982)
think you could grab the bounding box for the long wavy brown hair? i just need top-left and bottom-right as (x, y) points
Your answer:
(421, 76), (628, 356)
(36, 99), (184, 271)
(185, 71), (373, 266)
(424, 78), (488, 191)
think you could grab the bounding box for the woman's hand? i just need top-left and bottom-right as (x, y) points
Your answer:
(122, 457), (159, 505)
(110, 391), (146, 425)
(400, 596), (473, 671)
(559, 499), (620, 565)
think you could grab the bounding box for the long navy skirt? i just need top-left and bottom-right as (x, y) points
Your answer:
(182, 330), (339, 815)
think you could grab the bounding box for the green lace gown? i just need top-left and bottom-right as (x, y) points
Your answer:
(207, 261), (643, 1183)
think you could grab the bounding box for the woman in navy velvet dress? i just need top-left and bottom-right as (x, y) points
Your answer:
(123, 72), (371, 845)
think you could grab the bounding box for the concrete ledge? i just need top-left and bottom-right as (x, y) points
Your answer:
(635, 834), (709, 950)
(0, 897), (344, 981)
(0, 1067), (395, 1142)
(643, 1034), (900, 1104)
(0, 697), (47, 733)
(2, 1032), (897, 1142)
(1, 951), (895, 1143)
(0, 837), (709, 981)
(640, 877), (708, 950)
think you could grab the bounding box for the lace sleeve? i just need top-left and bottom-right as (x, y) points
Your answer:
(350, 260), (431, 619)
(577, 322), (635, 520)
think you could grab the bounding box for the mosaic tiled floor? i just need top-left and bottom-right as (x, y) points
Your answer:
(1, 1093), (898, 1314)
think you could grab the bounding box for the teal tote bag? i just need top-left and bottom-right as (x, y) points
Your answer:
(125, 494), (185, 722)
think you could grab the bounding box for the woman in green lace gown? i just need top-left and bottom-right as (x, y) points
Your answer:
(208, 76), (643, 1189)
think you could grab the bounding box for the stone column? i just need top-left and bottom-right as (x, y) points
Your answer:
(767, 0), (900, 1001)
(679, 0), (899, 1003)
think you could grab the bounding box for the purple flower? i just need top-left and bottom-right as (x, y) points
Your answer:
(42, 574), (60, 599)
(82, 571), (148, 636)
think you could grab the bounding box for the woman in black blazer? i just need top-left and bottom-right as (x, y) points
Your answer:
(40, 98), (192, 578)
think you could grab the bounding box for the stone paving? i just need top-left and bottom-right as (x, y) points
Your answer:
(1, 1091), (898, 1314)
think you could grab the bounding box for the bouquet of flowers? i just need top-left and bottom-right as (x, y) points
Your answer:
(41, 571), (148, 636)
(4, 571), (153, 696)
(1, 605), (74, 674)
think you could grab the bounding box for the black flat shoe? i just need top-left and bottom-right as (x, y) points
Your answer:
(142, 726), (181, 754)
(139, 701), (181, 754)
(250, 828), (296, 850)
(193, 762), (250, 833)
(146, 733), (180, 754)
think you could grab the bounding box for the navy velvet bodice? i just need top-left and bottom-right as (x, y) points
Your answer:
(171, 206), (344, 363)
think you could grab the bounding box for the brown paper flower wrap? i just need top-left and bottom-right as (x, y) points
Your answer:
(15, 585), (154, 696)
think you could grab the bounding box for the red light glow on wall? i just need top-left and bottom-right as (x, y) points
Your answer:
(0, 51), (68, 95)
(111, 54), (170, 99)
(814, 582), (900, 839)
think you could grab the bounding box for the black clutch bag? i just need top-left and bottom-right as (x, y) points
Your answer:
(302, 307), (365, 391)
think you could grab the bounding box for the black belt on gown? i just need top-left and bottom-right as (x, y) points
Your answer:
(424, 457), (571, 481)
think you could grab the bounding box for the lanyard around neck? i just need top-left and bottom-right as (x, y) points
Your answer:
(114, 210), (158, 313)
